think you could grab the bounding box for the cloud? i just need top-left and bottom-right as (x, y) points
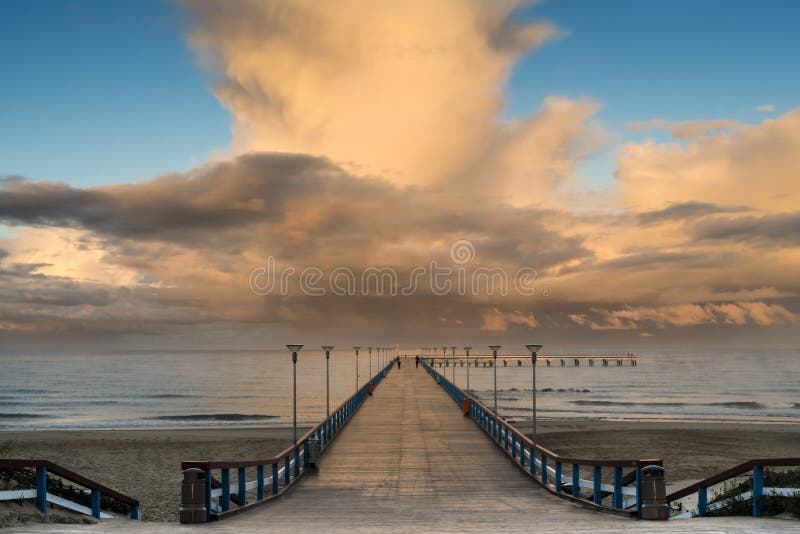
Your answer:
(619, 109), (800, 212)
(692, 212), (800, 246)
(636, 201), (751, 225)
(480, 308), (538, 331)
(756, 105), (775, 112)
(627, 119), (742, 140)
(182, 1), (560, 185)
(570, 302), (797, 330)
(1, 2), (800, 345)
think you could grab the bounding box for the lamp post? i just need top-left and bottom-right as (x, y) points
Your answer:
(525, 344), (543, 445)
(489, 345), (501, 416)
(322, 346), (333, 422)
(464, 347), (472, 391)
(286, 345), (303, 445)
(367, 347), (373, 381)
(353, 346), (361, 393)
(450, 346), (457, 382)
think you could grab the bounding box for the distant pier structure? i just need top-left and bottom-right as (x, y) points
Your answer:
(421, 353), (638, 368)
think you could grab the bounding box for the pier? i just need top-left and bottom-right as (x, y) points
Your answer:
(3, 354), (798, 532)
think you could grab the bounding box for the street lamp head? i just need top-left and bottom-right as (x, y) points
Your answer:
(322, 345), (334, 351)
(367, 346), (373, 352)
(353, 346), (361, 350)
(463, 346), (472, 351)
(286, 344), (304, 352)
(488, 345), (501, 351)
(450, 346), (456, 350)
(525, 344), (543, 354)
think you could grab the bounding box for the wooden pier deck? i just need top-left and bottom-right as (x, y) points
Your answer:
(7, 364), (798, 533)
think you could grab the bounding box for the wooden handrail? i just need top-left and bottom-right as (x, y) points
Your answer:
(464, 391), (657, 468)
(181, 366), (388, 471)
(666, 458), (800, 502)
(0, 459), (140, 506)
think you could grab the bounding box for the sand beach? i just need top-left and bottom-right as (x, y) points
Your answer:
(2, 420), (798, 522)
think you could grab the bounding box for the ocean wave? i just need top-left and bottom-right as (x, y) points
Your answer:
(570, 400), (800, 409)
(144, 414), (279, 421)
(571, 400), (685, 407)
(140, 394), (201, 399)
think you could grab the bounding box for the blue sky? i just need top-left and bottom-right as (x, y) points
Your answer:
(1, 0), (798, 188)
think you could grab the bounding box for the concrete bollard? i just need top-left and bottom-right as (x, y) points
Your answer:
(180, 468), (207, 524)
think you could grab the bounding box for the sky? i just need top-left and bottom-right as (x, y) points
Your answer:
(1, 0), (799, 350)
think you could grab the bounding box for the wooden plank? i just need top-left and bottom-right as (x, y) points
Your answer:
(222, 363), (620, 530)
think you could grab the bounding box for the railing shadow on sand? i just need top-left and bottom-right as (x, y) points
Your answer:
(179, 357), (398, 523)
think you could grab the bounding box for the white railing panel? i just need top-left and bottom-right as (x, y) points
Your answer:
(46, 493), (113, 519)
(0, 489), (36, 500)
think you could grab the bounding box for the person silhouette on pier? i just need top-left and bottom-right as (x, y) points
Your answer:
(415, 355), (419, 368)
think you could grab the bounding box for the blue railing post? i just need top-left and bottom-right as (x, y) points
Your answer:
(555, 461), (563, 493)
(91, 488), (101, 519)
(130, 505), (139, 520)
(698, 486), (707, 517)
(220, 468), (230, 512)
(284, 456), (291, 485)
(35, 466), (47, 514)
(238, 467), (247, 506)
(204, 469), (212, 522)
(613, 466), (623, 509)
(593, 466), (602, 505)
(257, 465), (265, 500)
(304, 441), (309, 466)
(635, 466), (643, 519)
(520, 440), (525, 466)
(752, 465), (764, 517)
(272, 463), (279, 495)
(541, 454), (548, 484)
(572, 464), (580, 497)
(504, 426), (509, 450)
(294, 447), (300, 477)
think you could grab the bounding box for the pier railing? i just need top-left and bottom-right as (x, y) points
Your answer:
(180, 357), (398, 522)
(667, 458), (800, 519)
(424, 354), (637, 367)
(421, 361), (660, 518)
(0, 459), (139, 520)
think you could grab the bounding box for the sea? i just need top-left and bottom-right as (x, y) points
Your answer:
(0, 348), (798, 430)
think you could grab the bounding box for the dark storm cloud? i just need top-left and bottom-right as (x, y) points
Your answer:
(636, 201), (750, 225)
(0, 153), (377, 241)
(693, 212), (800, 245)
(557, 250), (733, 276)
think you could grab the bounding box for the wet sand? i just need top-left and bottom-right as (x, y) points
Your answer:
(1, 421), (798, 522)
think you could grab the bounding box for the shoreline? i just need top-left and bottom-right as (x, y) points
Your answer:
(1, 420), (798, 522)
(3, 414), (800, 434)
